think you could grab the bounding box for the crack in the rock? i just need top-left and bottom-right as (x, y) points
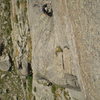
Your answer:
(62, 54), (65, 70)
(42, 3), (53, 17)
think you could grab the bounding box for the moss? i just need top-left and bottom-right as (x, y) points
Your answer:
(26, 74), (33, 92)
(3, 0), (12, 34)
(51, 84), (66, 100)
(55, 46), (63, 56)
(0, 0), (25, 99)
(51, 85), (57, 94)
(51, 84), (60, 100)
(51, 84), (64, 93)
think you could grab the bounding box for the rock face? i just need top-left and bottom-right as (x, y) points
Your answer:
(66, 0), (100, 100)
(28, 0), (100, 100)
(28, 0), (84, 100)
(0, 0), (100, 100)
(28, 0), (72, 86)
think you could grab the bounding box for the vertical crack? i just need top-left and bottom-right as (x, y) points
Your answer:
(62, 54), (65, 70)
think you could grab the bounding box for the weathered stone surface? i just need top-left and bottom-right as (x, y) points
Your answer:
(28, 0), (100, 100)
(18, 57), (28, 76)
(0, 55), (11, 71)
(0, 0), (100, 100)
(28, 0), (82, 99)
(66, 0), (100, 100)
(0, 0), (25, 100)
(28, 0), (79, 88)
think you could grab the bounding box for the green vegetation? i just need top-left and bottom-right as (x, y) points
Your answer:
(51, 85), (58, 100)
(51, 84), (64, 100)
(51, 84), (71, 100)
(26, 74), (33, 92)
(51, 84), (64, 93)
(55, 46), (63, 56)
(26, 74), (33, 100)
(0, 0), (13, 57)
(1, 0), (12, 36)
(0, 0), (32, 99)
(51, 85), (58, 94)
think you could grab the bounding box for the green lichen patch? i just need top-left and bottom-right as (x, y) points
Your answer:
(51, 84), (64, 94)
(0, 68), (24, 100)
(26, 74), (33, 100)
(51, 85), (58, 94)
(26, 74), (33, 92)
(55, 46), (63, 56)
(51, 84), (64, 100)
(0, 0), (12, 36)
(51, 84), (71, 100)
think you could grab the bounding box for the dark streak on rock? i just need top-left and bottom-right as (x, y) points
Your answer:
(0, 42), (4, 56)
(27, 63), (33, 75)
(62, 54), (65, 69)
(47, 82), (53, 86)
(64, 45), (70, 49)
(19, 62), (22, 69)
(8, 54), (13, 71)
(42, 4), (53, 17)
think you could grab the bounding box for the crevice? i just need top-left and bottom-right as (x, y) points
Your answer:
(8, 53), (14, 71)
(0, 42), (4, 56)
(18, 62), (22, 69)
(62, 54), (65, 69)
(27, 62), (33, 76)
(42, 3), (53, 17)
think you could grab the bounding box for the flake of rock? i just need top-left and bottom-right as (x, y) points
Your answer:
(0, 55), (11, 71)
(3, 89), (6, 93)
(1, 74), (6, 79)
(19, 57), (28, 76)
